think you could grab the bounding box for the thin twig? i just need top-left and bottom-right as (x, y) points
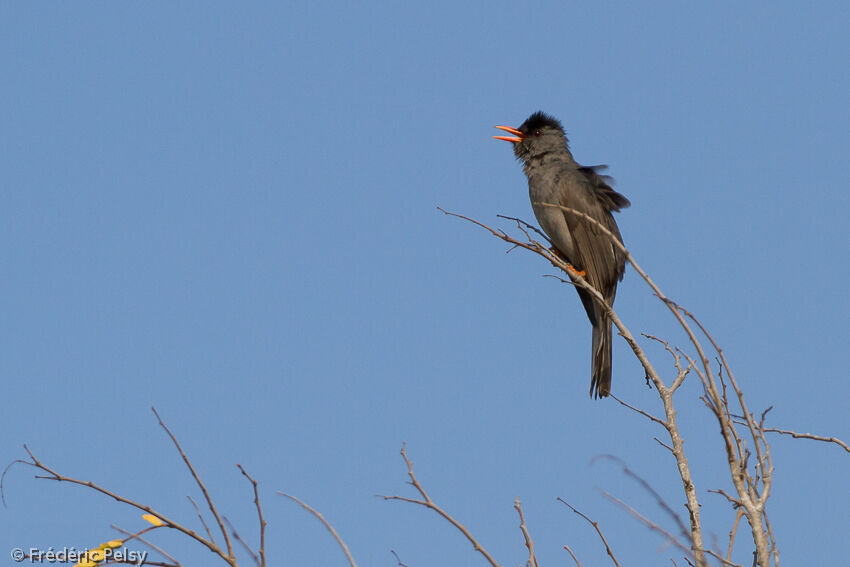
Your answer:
(381, 444), (502, 567)
(223, 516), (259, 567)
(187, 495), (216, 546)
(238, 464), (267, 567)
(610, 395), (665, 427)
(1, 458), (21, 508)
(593, 455), (689, 541)
(514, 498), (538, 567)
(654, 438), (675, 453)
(726, 508), (744, 562)
(702, 548), (744, 567)
(557, 498), (621, 567)
(111, 524), (182, 567)
(601, 491), (693, 557)
(151, 407), (235, 562)
(563, 545), (583, 567)
(390, 549), (410, 567)
(731, 423), (849, 453)
(763, 507), (780, 567)
(496, 214), (551, 243)
(21, 445), (233, 564)
(708, 488), (743, 507)
(641, 334), (692, 392)
(279, 492), (357, 567)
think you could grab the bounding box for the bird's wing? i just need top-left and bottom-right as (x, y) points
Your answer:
(559, 168), (629, 293)
(577, 165), (631, 211)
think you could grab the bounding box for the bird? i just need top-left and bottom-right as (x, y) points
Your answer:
(494, 111), (630, 398)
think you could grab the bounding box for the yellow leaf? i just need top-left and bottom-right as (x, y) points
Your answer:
(104, 540), (123, 548)
(73, 562), (97, 567)
(87, 549), (106, 562)
(142, 513), (165, 526)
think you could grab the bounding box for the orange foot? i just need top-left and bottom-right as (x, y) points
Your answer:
(567, 264), (586, 278)
(548, 246), (586, 277)
(549, 246), (587, 277)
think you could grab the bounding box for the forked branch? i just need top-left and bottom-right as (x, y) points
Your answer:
(381, 444), (502, 567)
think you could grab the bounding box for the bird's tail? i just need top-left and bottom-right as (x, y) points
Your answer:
(590, 310), (613, 399)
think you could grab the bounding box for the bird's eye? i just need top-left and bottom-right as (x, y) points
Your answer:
(533, 130), (541, 137)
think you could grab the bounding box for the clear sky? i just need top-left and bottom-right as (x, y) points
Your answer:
(2, 2), (848, 566)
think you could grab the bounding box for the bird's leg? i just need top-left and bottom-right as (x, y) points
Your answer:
(549, 246), (587, 277)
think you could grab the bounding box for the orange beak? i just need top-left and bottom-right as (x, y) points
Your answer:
(493, 125), (526, 143)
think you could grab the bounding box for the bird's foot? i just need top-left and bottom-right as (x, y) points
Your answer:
(567, 264), (586, 278)
(547, 246), (587, 277)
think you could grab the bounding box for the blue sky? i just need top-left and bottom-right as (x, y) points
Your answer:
(2, 2), (848, 566)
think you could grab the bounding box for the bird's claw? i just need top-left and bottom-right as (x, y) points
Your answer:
(547, 246), (587, 277)
(567, 264), (586, 278)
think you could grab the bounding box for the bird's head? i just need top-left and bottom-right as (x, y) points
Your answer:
(494, 111), (569, 162)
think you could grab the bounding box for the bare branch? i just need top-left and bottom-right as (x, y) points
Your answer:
(530, 205), (748, 561)
(1, 457), (27, 508)
(279, 492), (357, 567)
(187, 495), (216, 546)
(390, 549), (410, 567)
(593, 455), (689, 542)
(654, 438), (675, 453)
(557, 498), (621, 567)
(610, 394), (665, 427)
(600, 491), (693, 557)
(238, 464), (267, 567)
(676, 309), (775, 566)
(702, 548), (745, 567)
(151, 407), (235, 562)
(637, 335), (693, 392)
(642, 333), (680, 372)
(514, 498), (538, 567)
(223, 516), (259, 567)
(496, 214), (552, 243)
(731, 423), (849, 453)
(726, 508), (744, 562)
(441, 207), (709, 564)
(381, 444), (502, 567)
(708, 488), (743, 507)
(762, 508), (780, 567)
(111, 524), (182, 567)
(563, 544), (583, 567)
(21, 444), (234, 565)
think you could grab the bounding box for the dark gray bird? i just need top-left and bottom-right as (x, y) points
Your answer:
(494, 111), (630, 398)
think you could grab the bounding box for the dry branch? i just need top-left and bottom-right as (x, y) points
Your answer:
(514, 499), (539, 567)
(151, 407), (236, 563)
(439, 204), (810, 567)
(442, 206), (709, 564)
(19, 443), (235, 565)
(279, 492), (357, 567)
(733, 422), (850, 454)
(381, 444), (502, 567)
(2, 408), (276, 567)
(237, 464), (267, 567)
(558, 497), (621, 567)
(111, 524), (182, 567)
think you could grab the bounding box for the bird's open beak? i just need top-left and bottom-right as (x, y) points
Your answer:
(493, 125), (526, 143)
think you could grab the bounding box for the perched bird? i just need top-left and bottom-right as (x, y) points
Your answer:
(494, 111), (630, 398)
